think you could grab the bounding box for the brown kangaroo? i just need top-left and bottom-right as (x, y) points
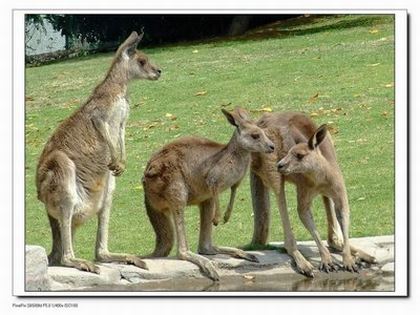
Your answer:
(242, 112), (376, 277)
(36, 31), (161, 273)
(142, 107), (275, 281)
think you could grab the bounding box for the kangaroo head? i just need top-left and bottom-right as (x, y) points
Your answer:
(222, 107), (275, 153)
(277, 124), (328, 174)
(115, 31), (161, 81)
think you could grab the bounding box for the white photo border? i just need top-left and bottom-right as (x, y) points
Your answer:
(13, 9), (408, 297)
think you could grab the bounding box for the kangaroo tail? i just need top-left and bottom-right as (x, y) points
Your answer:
(144, 194), (174, 257)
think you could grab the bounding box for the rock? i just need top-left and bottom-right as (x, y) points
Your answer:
(381, 262), (394, 275)
(48, 265), (121, 290)
(25, 245), (50, 291)
(26, 235), (395, 291)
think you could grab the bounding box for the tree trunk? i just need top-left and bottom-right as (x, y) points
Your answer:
(228, 16), (253, 36)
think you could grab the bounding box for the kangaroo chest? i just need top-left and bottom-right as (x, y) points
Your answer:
(108, 95), (129, 141)
(205, 155), (249, 192)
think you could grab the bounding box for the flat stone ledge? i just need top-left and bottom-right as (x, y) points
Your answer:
(26, 236), (395, 292)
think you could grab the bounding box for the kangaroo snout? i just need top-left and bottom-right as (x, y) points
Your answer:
(277, 160), (287, 172)
(151, 68), (161, 80)
(266, 143), (275, 153)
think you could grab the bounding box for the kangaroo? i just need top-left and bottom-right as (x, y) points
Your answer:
(36, 31), (161, 273)
(242, 112), (376, 277)
(142, 107), (275, 281)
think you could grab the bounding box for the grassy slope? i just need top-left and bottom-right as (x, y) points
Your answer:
(25, 15), (395, 259)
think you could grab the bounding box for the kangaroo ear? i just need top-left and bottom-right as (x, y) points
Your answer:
(308, 124), (328, 150)
(118, 30), (144, 58)
(234, 107), (249, 121)
(221, 108), (238, 127)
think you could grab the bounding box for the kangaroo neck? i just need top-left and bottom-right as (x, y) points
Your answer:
(100, 61), (130, 97)
(205, 129), (250, 190)
(225, 129), (250, 161)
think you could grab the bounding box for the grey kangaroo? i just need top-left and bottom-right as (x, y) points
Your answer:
(142, 107), (275, 281)
(226, 112), (376, 277)
(36, 31), (161, 273)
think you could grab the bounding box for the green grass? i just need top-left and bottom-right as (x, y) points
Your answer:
(25, 15), (395, 260)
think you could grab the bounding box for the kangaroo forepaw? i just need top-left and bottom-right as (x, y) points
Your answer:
(108, 161), (125, 176)
(212, 217), (220, 227)
(223, 212), (231, 224)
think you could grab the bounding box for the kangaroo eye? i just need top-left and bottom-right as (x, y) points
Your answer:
(251, 133), (260, 140)
(296, 153), (304, 160)
(139, 59), (146, 66)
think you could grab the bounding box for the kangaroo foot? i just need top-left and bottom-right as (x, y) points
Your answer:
(352, 248), (377, 264)
(343, 255), (359, 273)
(291, 250), (315, 278)
(179, 250), (220, 281)
(319, 258), (339, 273)
(318, 252), (339, 273)
(125, 255), (148, 270)
(329, 241), (377, 265)
(96, 252), (148, 270)
(62, 258), (100, 274)
(203, 260), (220, 281)
(214, 246), (259, 263)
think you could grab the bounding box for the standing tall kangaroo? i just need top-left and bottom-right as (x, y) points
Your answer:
(36, 31), (161, 273)
(142, 107), (275, 281)
(247, 112), (376, 277)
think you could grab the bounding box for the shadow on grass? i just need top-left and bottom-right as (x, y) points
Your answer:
(233, 14), (392, 42)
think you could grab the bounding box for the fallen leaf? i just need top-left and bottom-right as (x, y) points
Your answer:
(165, 113), (177, 120)
(382, 111), (389, 117)
(134, 185), (143, 191)
(308, 92), (319, 103)
(385, 83), (394, 88)
(142, 122), (159, 130)
(357, 197), (366, 201)
(25, 96), (34, 101)
(367, 63), (380, 67)
(369, 29), (379, 34)
(310, 112), (319, 117)
(168, 124), (179, 131)
(260, 107), (272, 112)
(192, 49), (199, 54)
(195, 91), (207, 96)
(250, 107), (273, 113)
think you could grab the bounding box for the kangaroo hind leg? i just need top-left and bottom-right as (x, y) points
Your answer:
(95, 173), (147, 270)
(172, 205), (219, 281)
(44, 153), (100, 273)
(198, 198), (259, 263)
